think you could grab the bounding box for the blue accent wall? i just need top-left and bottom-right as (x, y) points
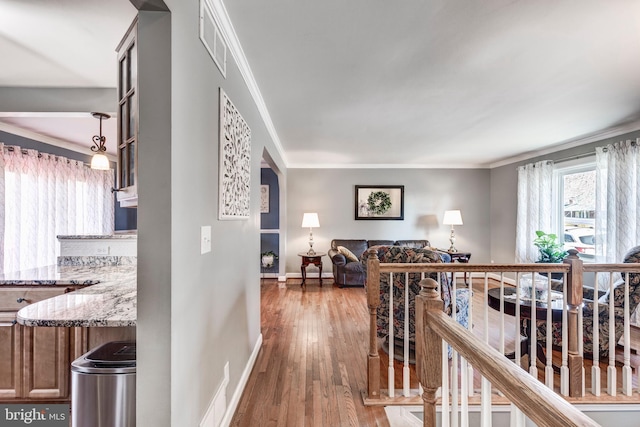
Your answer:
(260, 233), (279, 273)
(260, 167), (279, 229)
(0, 130), (137, 231)
(260, 167), (279, 272)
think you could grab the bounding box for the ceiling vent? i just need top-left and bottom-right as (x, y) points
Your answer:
(200, 0), (227, 78)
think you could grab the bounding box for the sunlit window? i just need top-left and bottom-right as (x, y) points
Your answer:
(553, 158), (596, 262)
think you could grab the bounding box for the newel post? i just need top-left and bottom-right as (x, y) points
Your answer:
(416, 278), (443, 427)
(366, 248), (381, 399)
(564, 249), (584, 397)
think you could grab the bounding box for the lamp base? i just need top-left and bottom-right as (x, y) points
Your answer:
(307, 231), (316, 255)
(448, 228), (457, 253)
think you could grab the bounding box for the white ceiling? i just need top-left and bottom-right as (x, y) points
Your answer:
(225, 0), (640, 167)
(1, 0), (640, 167)
(0, 0), (136, 156)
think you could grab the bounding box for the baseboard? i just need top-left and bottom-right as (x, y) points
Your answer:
(260, 274), (286, 282)
(219, 333), (263, 427)
(200, 362), (229, 427)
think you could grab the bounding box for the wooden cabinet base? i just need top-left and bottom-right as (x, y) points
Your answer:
(1, 285), (136, 403)
(0, 324), (136, 403)
(0, 313), (21, 399)
(23, 325), (70, 399)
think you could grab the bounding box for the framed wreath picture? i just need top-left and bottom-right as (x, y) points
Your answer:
(355, 185), (404, 220)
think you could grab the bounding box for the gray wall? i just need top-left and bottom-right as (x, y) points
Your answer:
(0, 87), (115, 113)
(138, 1), (287, 426)
(286, 168), (491, 274)
(489, 129), (640, 263)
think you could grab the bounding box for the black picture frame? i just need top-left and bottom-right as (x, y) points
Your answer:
(355, 185), (404, 220)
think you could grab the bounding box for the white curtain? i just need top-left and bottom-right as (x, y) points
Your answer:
(515, 160), (554, 262)
(595, 139), (640, 264)
(0, 144), (114, 273)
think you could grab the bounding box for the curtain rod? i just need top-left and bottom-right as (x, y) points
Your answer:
(553, 151), (596, 164)
(3, 145), (84, 165)
(554, 140), (640, 165)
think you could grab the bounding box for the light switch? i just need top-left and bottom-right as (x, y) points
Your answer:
(201, 226), (212, 254)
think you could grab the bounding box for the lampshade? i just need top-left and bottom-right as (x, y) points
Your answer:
(443, 210), (463, 226)
(301, 212), (320, 228)
(90, 153), (110, 170)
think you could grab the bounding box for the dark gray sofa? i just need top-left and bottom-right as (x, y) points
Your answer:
(327, 239), (432, 287)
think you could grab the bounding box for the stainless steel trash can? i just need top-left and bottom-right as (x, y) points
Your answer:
(71, 341), (136, 427)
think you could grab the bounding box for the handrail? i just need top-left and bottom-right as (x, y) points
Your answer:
(364, 248), (640, 404)
(378, 262), (570, 273)
(416, 278), (601, 427)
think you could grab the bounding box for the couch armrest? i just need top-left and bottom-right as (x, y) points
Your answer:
(582, 286), (598, 301)
(434, 250), (451, 263)
(328, 249), (346, 266)
(549, 280), (603, 301)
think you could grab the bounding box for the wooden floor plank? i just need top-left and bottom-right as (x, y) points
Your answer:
(230, 279), (390, 427)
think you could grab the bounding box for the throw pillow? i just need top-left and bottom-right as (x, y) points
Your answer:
(337, 245), (359, 262)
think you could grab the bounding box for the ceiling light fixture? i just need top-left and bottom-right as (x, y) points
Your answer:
(90, 112), (111, 170)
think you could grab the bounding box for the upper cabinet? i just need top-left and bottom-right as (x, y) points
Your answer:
(115, 19), (138, 208)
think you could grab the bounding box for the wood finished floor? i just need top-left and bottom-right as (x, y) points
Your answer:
(230, 278), (389, 427)
(231, 277), (640, 426)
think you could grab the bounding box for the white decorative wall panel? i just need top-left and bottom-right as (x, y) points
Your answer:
(218, 88), (251, 220)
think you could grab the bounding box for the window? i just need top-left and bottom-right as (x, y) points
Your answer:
(1, 146), (114, 273)
(553, 157), (596, 261)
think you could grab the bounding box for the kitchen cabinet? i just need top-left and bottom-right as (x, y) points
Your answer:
(115, 18), (139, 208)
(0, 286), (80, 401)
(0, 312), (21, 399)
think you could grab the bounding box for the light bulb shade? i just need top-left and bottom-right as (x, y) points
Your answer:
(443, 210), (463, 225)
(90, 153), (110, 170)
(301, 212), (320, 228)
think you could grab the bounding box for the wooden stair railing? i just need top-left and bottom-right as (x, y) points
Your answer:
(416, 277), (600, 427)
(364, 249), (577, 401)
(364, 248), (640, 404)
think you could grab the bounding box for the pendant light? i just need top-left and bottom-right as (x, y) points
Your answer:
(90, 112), (111, 170)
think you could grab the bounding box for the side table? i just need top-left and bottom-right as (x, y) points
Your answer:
(298, 252), (325, 287)
(448, 251), (471, 285)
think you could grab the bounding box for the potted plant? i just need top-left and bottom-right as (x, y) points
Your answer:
(533, 231), (568, 281)
(261, 251), (278, 269)
(533, 231), (568, 263)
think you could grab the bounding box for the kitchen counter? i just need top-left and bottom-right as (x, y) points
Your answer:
(57, 234), (137, 240)
(2, 264), (136, 327)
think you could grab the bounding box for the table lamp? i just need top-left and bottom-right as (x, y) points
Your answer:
(443, 210), (463, 253)
(301, 213), (320, 255)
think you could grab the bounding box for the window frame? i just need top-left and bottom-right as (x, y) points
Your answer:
(552, 156), (596, 261)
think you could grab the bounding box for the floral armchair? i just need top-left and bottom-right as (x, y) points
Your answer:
(366, 246), (471, 359)
(531, 245), (640, 358)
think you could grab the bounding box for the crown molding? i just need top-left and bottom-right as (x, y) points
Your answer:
(207, 0), (288, 166)
(198, 2), (640, 172)
(489, 121), (640, 169)
(288, 162), (488, 170)
(0, 121), (117, 161)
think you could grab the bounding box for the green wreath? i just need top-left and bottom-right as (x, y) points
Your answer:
(367, 191), (392, 215)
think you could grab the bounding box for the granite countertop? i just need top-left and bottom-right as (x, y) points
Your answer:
(3, 265), (137, 328)
(57, 234), (137, 240)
